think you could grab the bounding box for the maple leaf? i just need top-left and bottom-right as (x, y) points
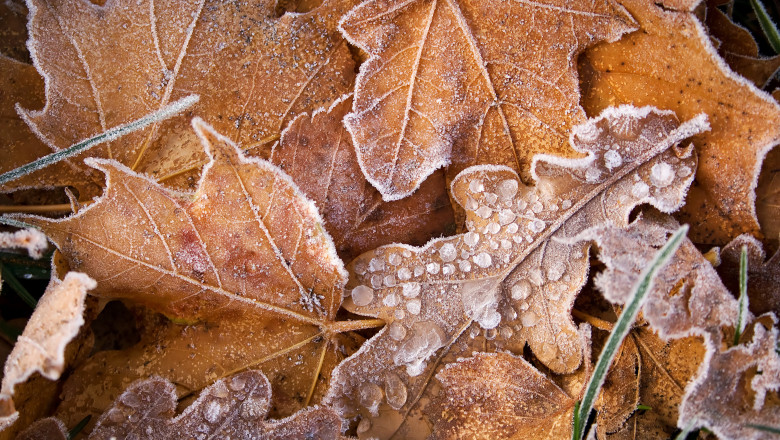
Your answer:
(16, 371), (347, 440)
(18, 119), (379, 428)
(271, 94), (455, 261)
(579, 0), (780, 244)
(10, 0), (355, 195)
(431, 352), (575, 439)
(324, 106), (707, 438)
(678, 318), (780, 439)
(338, 0), (636, 200)
(0, 273), (95, 431)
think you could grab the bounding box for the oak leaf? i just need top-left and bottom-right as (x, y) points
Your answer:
(339, 0), (636, 199)
(16, 371), (346, 440)
(431, 352), (575, 439)
(579, 0), (780, 244)
(325, 106), (707, 438)
(270, 94), (455, 261)
(20, 119), (373, 427)
(12, 0), (355, 195)
(0, 273), (96, 431)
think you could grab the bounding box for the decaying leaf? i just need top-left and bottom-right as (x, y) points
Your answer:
(431, 352), (574, 439)
(16, 371), (346, 440)
(580, 0), (780, 244)
(678, 319), (780, 439)
(0, 0), (29, 62)
(12, 0), (355, 195)
(0, 229), (47, 259)
(0, 272), (95, 430)
(19, 119), (373, 427)
(719, 234), (780, 318)
(575, 212), (739, 340)
(15, 417), (67, 440)
(325, 106), (706, 438)
(339, 0), (636, 199)
(271, 94), (455, 261)
(755, 145), (780, 245)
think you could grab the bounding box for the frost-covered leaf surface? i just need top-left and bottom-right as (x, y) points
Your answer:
(325, 106), (706, 438)
(719, 234), (780, 319)
(339, 0), (636, 199)
(12, 0), (355, 194)
(0, 273), (95, 430)
(431, 352), (574, 439)
(271, 95), (455, 261)
(19, 120), (370, 429)
(580, 0), (780, 244)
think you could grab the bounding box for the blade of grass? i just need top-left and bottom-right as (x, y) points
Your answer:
(1, 262), (37, 308)
(572, 225), (689, 440)
(674, 418), (699, 440)
(66, 415), (91, 440)
(0, 217), (38, 230)
(733, 245), (749, 346)
(747, 423), (780, 434)
(749, 0), (780, 53)
(0, 94), (199, 186)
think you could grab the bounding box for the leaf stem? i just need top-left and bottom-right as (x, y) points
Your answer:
(0, 94), (199, 186)
(572, 225), (689, 440)
(328, 318), (385, 333)
(733, 245), (749, 346)
(0, 204), (73, 214)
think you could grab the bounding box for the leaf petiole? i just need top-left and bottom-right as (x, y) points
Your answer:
(733, 245), (749, 346)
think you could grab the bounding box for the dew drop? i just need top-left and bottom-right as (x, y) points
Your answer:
(486, 222), (500, 234)
(393, 321), (446, 376)
(464, 232), (480, 247)
(369, 257), (385, 272)
(212, 383), (229, 399)
(383, 293), (400, 307)
(650, 162), (675, 187)
(354, 261), (368, 275)
(500, 326), (514, 339)
(511, 280), (531, 300)
(459, 260), (472, 272)
(384, 373), (408, 409)
(528, 220), (545, 233)
(476, 206), (493, 219)
(529, 268), (544, 286)
(397, 267), (411, 281)
(389, 321), (407, 341)
(469, 326), (480, 338)
(352, 285), (374, 306)
(406, 299), (421, 315)
(465, 197), (478, 211)
(370, 275), (383, 289)
(388, 253), (402, 266)
(384, 275), (397, 287)
(517, 199), (527, 210)
(586, 167), (602, 183)
(403, 250), (412, 258)
(497, 179), (519, 200)
(473, 252), (492, 268)
(501, 240), (512, 250)
(469, 179), (484, 193)
(357, 418), (372, 434)
(561, 200), (572, 209)
(240, 397), (265, 421)
(120, 392), (142, 408)
(521, 311), (540, 327)
(439, 243), (457, 262)
(107, 408), (125, 423)
(402, 282), (421, 298)
(485, 327), (497, 340)
(631, 181), (650, 198)
(677, 165), (692, 177)
(229, 375), (247, 391)
(426, 262), (440, 274)
(442, 264), (455, 275)
(498, 209), (515, 225)
(395, 309), (405, 320)
(203, 400), (223, 424)
(532, 202), (543, 213)
(546, 262), (565, 282)
(359, 382), (384, 412)
(604, 150), (623, 169)
(484, 192), (498, 205)
(507, 223), (519, 234)
(461, 279), (501, 329)
(413, 265), (425, 277)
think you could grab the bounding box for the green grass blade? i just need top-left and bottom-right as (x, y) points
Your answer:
(0, 217), (38, 230)
(572, 225), (689, 440)
(1, 262), (37, 308)
(750, 0), (780, 53)
(747, 423), (780, 434)
(674, 418), (699, 440)
(66, 415), (91, 440)
(0, 94), (199, 186)
(733, 245), (749, 346)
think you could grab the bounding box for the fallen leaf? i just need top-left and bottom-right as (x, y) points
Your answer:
(20, 119), (376, 427)
(339, 0), (636, 199)
(15, 418), (66, 440)
(579, 0), (780, 244)
(12, 0), (356, 195)
(271, 94), (455, 262)
(431, 352), (574, 440)
(719, 234), (780, 318)
(678, 318), (780, 439)
(0, 0), (29, 62)
(0, 273), (96, 431)
(325, 106), (706, 438)
(755, 145), (780, 246)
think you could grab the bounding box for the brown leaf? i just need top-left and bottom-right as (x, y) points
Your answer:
(86, 370), (345, 440)
(719, 234), (780, 318)
(0, 273), (96, 430)
(678, 319), (780, 439)
(271, 94), (455, 262)
(431, 352), (574, 440)
(0, 0), (29, 62)
(339, 0), (636, 199)
(579, 0), (780, 244)
(15, 418), (66, 440)
(325, 106), (706, 438)
(20, 120), (373, 427)
(756, 145), (780, 246)
(11, 0), (355, 195)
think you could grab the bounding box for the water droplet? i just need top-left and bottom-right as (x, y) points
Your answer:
(532, 202), (543, 213)
(212, 383), (229, 398)
(352, 285), (374, 306)
(631, 181), (649, 198)
(511, 280), (531, 300)
(459, 260), (472, 272)
(498, 209), (515, 225)
(371, 275), (383, 289)
(394, 309), (405, 320)
(497, 179), (519, 200)
(388, 253), (402, 265)
(383, 293), (400, 307)
(473, 252), (492, 268)
(397, 267), (411, 281)
(604, 150), (623, 169)
(229, 375), (246, 391)
(485, 327), (497, 340)
(677, 165), (692, 177)
(240, 397), (265, 420)
(529, 268), (543, 286)
(528, 220), (545, 233)
(384, 275), (397, 287)
(357, 418), (372, 434)
(507, 223), (519, 234)
(369, 257), (385, 272)
(546, 262), (565, 282)
(426, 262), (440, 274)
(476, 206), (493, 218)
(461, 279), (501, 329)
(442, 264), (455, 275)
(384, 373), (408, 409)
(484, 192), (498, 204)
(464, 232), (480, 247)
(586, 167), (602, 183)
(359, 382), (384, 412)
(407, 299), (421, 315)
(354, 261), (368, 275)
(486, 222), (500, 234)
(521, 311), (540, 327)
(469, 179), (484, 193)
(650, 162), (675, 187)
(517, 199), (527, 210)
(439, 243), (457, 262)
(469, 326), (480, 338)
(107, 408), (125, 423)
(402, 282), (421, 298)
(389, 321), (407, 340)
(413, 265), (425, 277)
(203, 400), (223, 424)
(500, 326), (514, 339)
(393, 321), (446, 376)
(120, 392), (142, 408)
(501, 240), (512, 250)
(561, 200), (572, 209)
(466, 196), (478, 211)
